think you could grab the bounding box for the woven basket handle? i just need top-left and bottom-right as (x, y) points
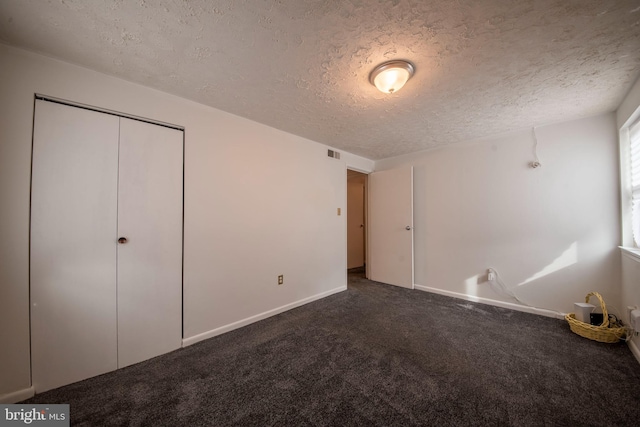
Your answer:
(585, 292), (609, 327)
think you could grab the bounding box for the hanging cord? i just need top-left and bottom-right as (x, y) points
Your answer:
(487, 268), (563, 316)
(530, 127), (542, 168)
(604, 304), (634, 342)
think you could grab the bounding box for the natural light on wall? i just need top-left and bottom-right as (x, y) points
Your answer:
(465, 275), (481, 298)
(518, 242), (578, 286)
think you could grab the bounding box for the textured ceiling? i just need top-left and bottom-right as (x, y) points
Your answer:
(1, 1), (639, 160)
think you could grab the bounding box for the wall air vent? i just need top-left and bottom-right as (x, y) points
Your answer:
(328, 149), (341, 160)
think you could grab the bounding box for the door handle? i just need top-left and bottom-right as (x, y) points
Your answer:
(118, 237), (128, 244)
(405, 226), (412, 231)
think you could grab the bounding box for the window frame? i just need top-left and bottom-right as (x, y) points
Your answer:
(620, 113), (640, 250)
(630, 119), (640, 247)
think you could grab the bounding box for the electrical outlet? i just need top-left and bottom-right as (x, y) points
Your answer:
(487, 269), (495, 281)
(278, 275), (284, 285)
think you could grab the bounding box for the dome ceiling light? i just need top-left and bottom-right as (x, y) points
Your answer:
(369, 60), (415, 94)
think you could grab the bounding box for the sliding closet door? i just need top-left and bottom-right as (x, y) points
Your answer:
(31, 100), (119, 392)
(116, 118), (183, 368)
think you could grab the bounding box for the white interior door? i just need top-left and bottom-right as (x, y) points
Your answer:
(31, 100), (119, 392)
(116, 118), (183, 368)
(368, 166), (414, 288)
(347, 176), (365, 269)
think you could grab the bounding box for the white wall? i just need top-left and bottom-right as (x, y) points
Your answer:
(617, 75), (640, 129)
(621, 253), (640, 359)
(375, 114), (621, 316)
(0, 44), (372, 399)
(617, 75), (640, 360)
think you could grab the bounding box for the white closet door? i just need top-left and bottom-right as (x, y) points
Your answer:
(31, 100), (119, 392)
(116, 118), (183, 368)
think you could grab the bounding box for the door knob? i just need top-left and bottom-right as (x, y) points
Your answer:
(118, 237), (128, 244)
(405, 226), (412, 231)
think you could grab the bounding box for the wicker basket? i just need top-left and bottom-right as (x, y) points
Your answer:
(565, 292), (627, 343)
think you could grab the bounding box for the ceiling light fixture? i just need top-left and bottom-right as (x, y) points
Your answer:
(369, 60), (415, 94)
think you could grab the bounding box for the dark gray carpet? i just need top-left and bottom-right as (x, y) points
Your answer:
(24, 273), (640, 426)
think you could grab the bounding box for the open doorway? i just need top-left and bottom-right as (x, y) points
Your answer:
(347, 169), (368, 275)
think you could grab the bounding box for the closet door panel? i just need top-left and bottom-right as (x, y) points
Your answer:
(117, 118), (183, 368)
(31, 100), (119, 392)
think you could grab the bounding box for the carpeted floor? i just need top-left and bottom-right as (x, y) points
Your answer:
(24, 272), (640, 426)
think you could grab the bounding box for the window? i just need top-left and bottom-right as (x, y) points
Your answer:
(630, 118), (640, 247)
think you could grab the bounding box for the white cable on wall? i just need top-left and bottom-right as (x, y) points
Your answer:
(488, 269), (632, 341)
(487, 267), (563, 316)
(529, 127), (542, 169)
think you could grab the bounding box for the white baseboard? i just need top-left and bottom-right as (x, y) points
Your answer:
(414, 285), (565, 319)
(0, 387), (35, 404)
(629, 339), (640, 366)
(183, 286), (347, 347)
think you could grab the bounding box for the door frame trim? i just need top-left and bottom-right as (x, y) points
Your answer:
(35, 94), (184, 131)
(346, 169), (368, 271)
